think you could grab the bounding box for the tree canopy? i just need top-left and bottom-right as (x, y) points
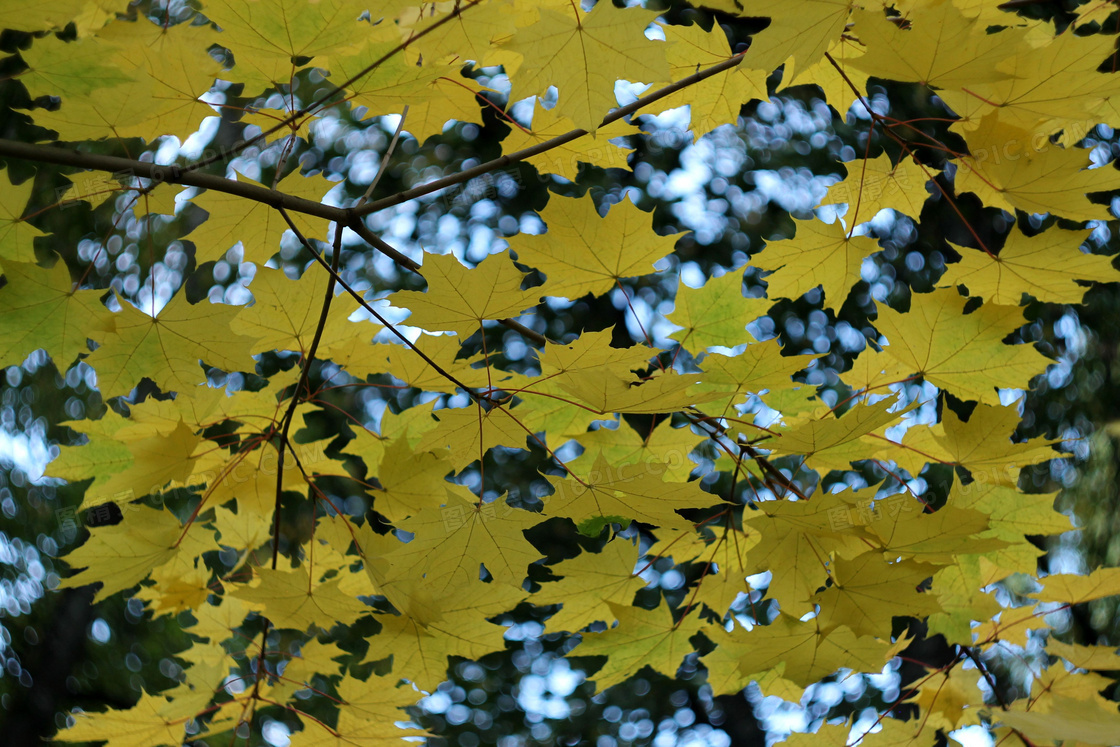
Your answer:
(2, 0), (1120, 746)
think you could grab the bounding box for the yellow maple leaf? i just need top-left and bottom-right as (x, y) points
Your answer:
(704, 613), (900, 696)
(874, 401), (1060, 483)
(771, 395), (911, 472)
(154, 647), (231, 719)
(18, 33), (135, 102)
(512, 193), (682, 300)
(557, 367), (718, 415)
(944, 226), (1116, 305)
(668, 269), (770, 350)
(575, 603), (704, 692)
(0, 0), (86, 32)
(505, 2), (669, 132)
(232, 565), (370, 632)
(694, 340), (821, 416)
(951, 482), (1071, 544)
(937, 30), (1118, 136)
(704, 0), (854, 77)
(186, 169), (334, 265)
(332, 46), (486, 140)
(1047, 640), (1120, 672)
(905, 667), (985, 731)
(363, 605), (508, 692)
(996, 694), (1120, 747)
(415, 401), (534, 470)
(756, 216), (879, 309)
(29, 17), (220, 141)
(537, 328), (654, 380)
(0, 171), (47, 262)
(58, 506), (196, 603)
(369, 438), (457, 523)
(655, 22), (769, 137)
(513, 328), (659, 433)
(205, 0), (372, 93)
(684, 526), (762, 616)
(296, 674), (427, 745)
(567, 418), (702, 483)
(1030, 567), (1120, 604)
(867, 505), (1006, 564)
(534, 538), (648, 632)
(787, 36), (870, 116)
(53, 690), (189, 747)
(399, 0), (518, 69)
(231, 265), (362, 355)
(85, 292), (255, 398)
(822, 154), (934, 223)
(210, 505), (272, 554)
(812, 552), (941, 636)
(874, 288), (1051, 404)
(362, 495), (542, 623)
(327, 334), (487, 393)
(501, 98), (637, 180)
(545, 452), (719, 532)
(80, 419), (202, 510)
(387, 251), (536, 336)
(954, 114), (1120, 221)
(138, 563), (212, 616)
(849, 2), (1026, 90)
(840, 345), (911, 395)
(742, 493), (869, 611)
(201, 441), (323, 517)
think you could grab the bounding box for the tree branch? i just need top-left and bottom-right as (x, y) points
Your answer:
(0, 51), (746, 354)
(187, 0), (486, 173)
(0, 138), (347, 222)
(0, 50), (746, 229)
(354, 51), (748, 215)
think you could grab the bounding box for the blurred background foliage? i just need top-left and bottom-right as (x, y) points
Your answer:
(1, 0), (1120, 745)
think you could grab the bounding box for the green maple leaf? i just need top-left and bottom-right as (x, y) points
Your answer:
(0, 260), (114, 368)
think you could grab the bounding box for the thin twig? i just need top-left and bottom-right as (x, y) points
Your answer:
(271, 222), (344, 569)
(361, 106), (409, 204)
(276, 208), (485, 399)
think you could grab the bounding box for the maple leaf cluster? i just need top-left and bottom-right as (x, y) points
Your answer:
(1, 0), (1120, 745)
